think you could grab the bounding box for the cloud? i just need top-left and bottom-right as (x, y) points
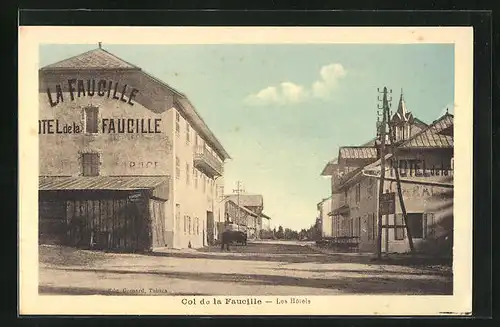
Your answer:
(244, 63), (346, 106)
(244, 82), (307, 106)
(312, 64), (347, 100)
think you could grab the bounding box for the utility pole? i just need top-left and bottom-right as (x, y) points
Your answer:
(233, 181), (245, 231)
(385, 94), (415, 254)
(376, 87), (391, 260)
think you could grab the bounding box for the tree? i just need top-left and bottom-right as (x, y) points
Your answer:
(276, 225), (284, 239)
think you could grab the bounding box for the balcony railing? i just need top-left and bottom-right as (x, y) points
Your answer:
(193, 146), (223, 177)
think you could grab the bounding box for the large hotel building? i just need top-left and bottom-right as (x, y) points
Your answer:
(38, 46), (230, 251)
(320, 92), (454, 256)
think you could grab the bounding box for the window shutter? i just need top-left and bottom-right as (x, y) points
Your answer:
(424, 213), (435, 238)
(423, 213), (428, 238)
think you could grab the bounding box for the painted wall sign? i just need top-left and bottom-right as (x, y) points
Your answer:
(379, 192), (396, 215)
(102, 118), (161, 134)
(39, 120), (81, 134)
(129, 161), (159, 169)
(46, 79), (139, 107)
(388, 159), (452, 177)
(38, 118), (162, 134)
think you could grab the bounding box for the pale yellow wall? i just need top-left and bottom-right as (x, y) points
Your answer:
(320, 198), (332, 237)
(171, 106), (224, 249)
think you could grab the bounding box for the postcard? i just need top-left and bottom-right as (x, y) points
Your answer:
(19, 26), (473, 316)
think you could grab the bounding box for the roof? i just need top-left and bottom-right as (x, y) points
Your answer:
(399, 113), (454, 148)
(413, 117), (429, 128)
(261, 213), (272, 220)
(321, 138), (375, 176)
(320, 158), (338, 176)
(339, 146), (378, 160)
(40, 48), (140, 71)
(176, 97), (231, 160)
(225, 194), (263, 208)
(226, 200), (259, 217)
(392, 91), (414, 122)
(39, 175), (168, 191)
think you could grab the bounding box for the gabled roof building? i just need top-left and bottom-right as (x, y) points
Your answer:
(38, 45), (229, 251)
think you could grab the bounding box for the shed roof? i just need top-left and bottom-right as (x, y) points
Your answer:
(225, 194), (263, 208)
(226, 200), (259, 217)
(339, 147), (378, 160)
(260, 213), (272, 220)
(39, 175), (168, 191)
(320, 158), (338, 176)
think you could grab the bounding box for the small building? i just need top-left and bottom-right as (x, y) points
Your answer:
(222, 199), (259, 238)
(322, 91), (454, 256)
(38, 46), (230, 251)
(317, 197), (333, 238)
(224, 194), (265, 239)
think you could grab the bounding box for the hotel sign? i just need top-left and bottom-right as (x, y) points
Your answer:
(379, 192), (395, 215)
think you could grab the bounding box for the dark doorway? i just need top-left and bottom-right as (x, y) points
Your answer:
(206, 211), (214, 245)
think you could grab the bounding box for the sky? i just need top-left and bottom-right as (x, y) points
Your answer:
(39, 43), (455, 231)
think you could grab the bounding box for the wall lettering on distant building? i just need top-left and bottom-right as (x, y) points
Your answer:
(39, 119), (81, 134)
(46, 79), (139, 107)
(389, 159), (451, 177)
(129, 161), (159, 169)
(401, 185), (435, 198)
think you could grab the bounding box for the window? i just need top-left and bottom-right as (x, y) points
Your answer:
(399, 160), (408, 177)
(186, 163), (190, 185)
(188, 216), (192, 234)
(81, 153), (100, 176)
(367, 214), (376, 241)
(203, 175), (206, 193)
(196, 217), (200, 235)
(186, 122), (191, 143)
(183, 216), (187, 233)
(176, 204), (181, 231)
(394, 214), (405, 240)
(423, 213), (435, 239)
(355, 184), (361, 203)
(407, 213), (424, 239)
(175, 111), (180, 135)
(85, 106), (98, 133)
(194, 168), (198, 188)
(175, 157), (180, 179)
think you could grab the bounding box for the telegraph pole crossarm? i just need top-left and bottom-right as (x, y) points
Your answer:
(232, 181), (245, 231)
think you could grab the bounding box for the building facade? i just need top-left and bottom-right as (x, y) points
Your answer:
(38, 46), (230, 251)
(322, 92), (454, 256)
(317, 197), (333, 238)
(224, 194), (265, 239)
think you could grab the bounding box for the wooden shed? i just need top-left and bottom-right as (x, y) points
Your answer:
(38, 175), (170, 252)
